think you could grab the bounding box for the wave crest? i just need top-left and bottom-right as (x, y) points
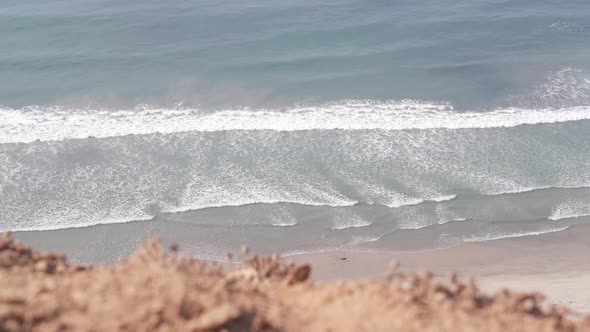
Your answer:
(2, 100), (590, 143)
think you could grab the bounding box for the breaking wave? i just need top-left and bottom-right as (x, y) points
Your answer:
(2, 100), (590, 143)
(2, 98), (590, 233)
(463, 227), (570, 243)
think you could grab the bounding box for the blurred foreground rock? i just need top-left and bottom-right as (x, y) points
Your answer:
(1, 232), (588, 332)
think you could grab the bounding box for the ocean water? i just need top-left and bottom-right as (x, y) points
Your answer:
(2, 0), (590, 259)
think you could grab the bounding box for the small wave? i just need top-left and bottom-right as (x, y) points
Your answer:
(2, 101), (590, 143)
(332, 217), (372, 230)
(430, 194), (458, 202)
(398, 223), (433, 231)
(438, 217), (467, 225)
(549, 201), (590, 221)
(549, 21), (585, 33)
(376, 197), (424, 208)
(549, 213), (590, 221)
(158, 195), (459, 219)
(538, 68), (590, 104)
(9, 215), (153, 232)
(378, 194), (457, 208)
(477, 184), (590, 197)
(270, 212), (298, 227)
(271, 221), (298, 227)
(347, 235), (381, 246)
(463, 227), (569, 243)
(163, 198), (359, 214)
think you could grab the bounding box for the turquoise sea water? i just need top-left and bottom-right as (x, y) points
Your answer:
(2, 0), (590, 258)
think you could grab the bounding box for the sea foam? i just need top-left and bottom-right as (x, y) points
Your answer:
(2, 100), (590, 143)
(463, 227), (570, 243)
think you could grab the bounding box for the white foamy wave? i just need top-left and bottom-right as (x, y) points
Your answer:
(2, 101), (590, 143)
(164, 198), (358, 214)
(342, 180), (456, 208)
(271, 220), (298, 227)
(267, 205), (299, 227)
(463, 227), (569, 243)
(396, 201), (464, 230)
(438, 217), (467, 225)
(479, 184), (590, 197)
(430, 194), (457, 203)
(549, 201), (590, 221)
(378, 194), (457, 208)
(548, 21), (585, 33)
(538, 68), (590, 104)
(9, 215), (153, 232)
(332, 211), (372, 230)
(347, 235), (381, 246)
(550, 213), (590, 221)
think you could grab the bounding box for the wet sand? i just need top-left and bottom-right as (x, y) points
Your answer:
(290, 223), (590, 314)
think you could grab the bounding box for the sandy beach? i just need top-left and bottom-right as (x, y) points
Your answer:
(290, 223), (590, 314)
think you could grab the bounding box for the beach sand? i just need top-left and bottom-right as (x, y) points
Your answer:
(290, 223), (590, 314)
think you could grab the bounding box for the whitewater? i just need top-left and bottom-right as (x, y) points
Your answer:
(2, 101), (590, 238)
(2, 100), (590, 143)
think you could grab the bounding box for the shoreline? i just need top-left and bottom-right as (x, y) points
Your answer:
(289, 223), (590, 314)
